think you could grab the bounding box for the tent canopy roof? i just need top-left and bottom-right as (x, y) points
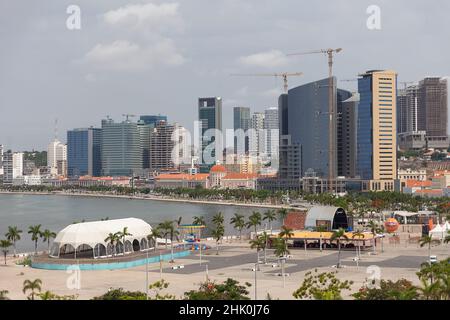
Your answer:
(53, 218), (152, 248)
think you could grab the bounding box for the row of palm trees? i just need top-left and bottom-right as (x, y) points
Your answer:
(0, 225), (57, 264)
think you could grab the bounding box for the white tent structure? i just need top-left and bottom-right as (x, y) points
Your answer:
(429, 224), (445, 240)
(49, 218), (153, 259)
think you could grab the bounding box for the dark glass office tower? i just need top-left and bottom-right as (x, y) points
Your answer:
(198, 97), (222, 171)
(233, 106), (250, 154)
(140, 115), (168, 127)
(67, 127), (102, 177)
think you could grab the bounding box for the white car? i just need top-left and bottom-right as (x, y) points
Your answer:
(429, 255), (438, 264)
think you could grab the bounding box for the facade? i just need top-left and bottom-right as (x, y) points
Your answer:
(0, 144), (3, 176)
(149, 120), (190, 173)
(337, 93), (359, 178)
(233, 107), (250, 154)
(2, 151), (23, 184)
(418, 77), (448, 140)
(264, 107), (279, 160)
(198, 97), (222, 169)
(47, 139), (67, 176)
(357, 70), (398, 181)
(155, 173), (209, 189)
(397, 89), (408, 134)
(398, 131), (426, 151)
(137, 120), (151, 170)
(101, 118), (141, 176)
(67, 127), (102, 177)
(139, 115), (167, 127)
(398, 168), (427, 182)
(249, 112), (265, 156)
(406, 85), (419, 133)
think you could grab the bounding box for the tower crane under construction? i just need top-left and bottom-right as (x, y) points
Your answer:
(230, 72), (303, 93)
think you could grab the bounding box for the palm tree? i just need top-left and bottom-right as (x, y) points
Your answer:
(39, 291), (55, 300)
(192, 216), (206, 226)
(41, 229), (56, 252)
(5, 226), (22, 257)
(0, 239), (12, 265)
(367, 220), (379, 253)
(420, 235), (433, 259)
(230, 213), (246, 240)
(0, 290), (9, 300)
(118, 227), (132, 254)
(168, 223), (180, 262)
(277, 208), (289, 224)
(246, 211), (262, 238)
(263, 210), (277, 234)
(104, 232), (120, 257)
(352, 230), (364, 259)
(211, 226), (224, 255)
(279, 225), (294, 251)
(444, 231), (450, 244)
(147, 227), (162, 252)
(28, 225), (42, 255)
(250, 232), (269, 264)
(330, 228), (349, 268)
(22, 279), (42, 300)
(158, 220), (174, 250)
(273, 237), (289, 283)
(212, 212), (224, 226)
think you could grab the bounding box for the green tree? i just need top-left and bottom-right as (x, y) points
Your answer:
(277, 208), (289, 224)
(148, 279), (176, 300)
(93, 288), (147, 300)
(41, 229), (56, 252)
(293, 270), (353, 300)
(158, 220), (174, 250)
(0, 239), (12, 265)
(28, 225), (42, 255)
(104, 232), (121, 257)
(211, 226), (224, 255)
(0, 290), (9, 300)
(250, 232), (269, 265)
(147, 227), (162, 252)
(118, 227), (132, 254)
(353, 279), (418, 300)
(278, 225), (294, 252)
(5, 226), (22, 257)
(192, 216), (206, 226)
(22, 279), (42, 300)
(419, 235), (433, 259)
(246, 211), (262, 237)
(330, 228), (349, 268)
(230, 213), (246, 240)
(184, 278), (251, 300)
(263, 209), (277, 234)
(367, 220), (379, 253)
(352, 230), (364, 259)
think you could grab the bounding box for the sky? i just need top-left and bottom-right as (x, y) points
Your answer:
(1, 0), (449, 151)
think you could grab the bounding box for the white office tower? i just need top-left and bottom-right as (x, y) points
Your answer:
(249, 112), (265, 157)
(264, 107), (279, 159)
(12, 152), (24, 179)
(47, 139), (67, 176)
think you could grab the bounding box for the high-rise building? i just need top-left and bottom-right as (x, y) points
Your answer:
(47, 139), (67, 176)
(137, 120), (151, 170)
(198, 97), (222, 169)
(249, 112), (265, 156)
(337, 93), (359, 178)
(101, 118), (141, 176)
(264, 107), (279, 160)
(279, 77), (352, 179)
(357, 70), (397, 182)
(149, 120), (190, 172)
(397, 89), (408, 134)
(67, 127), (102, 177)
(418, 77), (448, 148)
(140, 115), (168, 127)
(0, 144), (3, 176)
(406, 85), (419, 133)
(233, 107), (250, 154)
(2, 151), (23, 184)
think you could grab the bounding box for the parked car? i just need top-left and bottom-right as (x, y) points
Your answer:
(429, 255), (438, 264)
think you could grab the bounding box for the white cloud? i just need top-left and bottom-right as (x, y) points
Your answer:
(84, 39), (184, 71)
(103, 2), (183, 33)
(261, 87), (283, 98)
(238, 50), (288, 68)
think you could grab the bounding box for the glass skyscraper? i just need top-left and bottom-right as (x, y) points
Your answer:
(233, 106), (250, 154)
(67, 127), (102, 177)
(140, 115), (167, 127)
(101, 119), (141, 176)
(198, 97), (222, 170)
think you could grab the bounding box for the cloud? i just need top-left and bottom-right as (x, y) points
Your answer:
(83, 39), (184, 71)
(103, 2), (183, 33)
(261, 87), (283, 99)
(238, 50), (288, 68)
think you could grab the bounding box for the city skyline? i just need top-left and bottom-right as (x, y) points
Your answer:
(1, 0), (450, 150)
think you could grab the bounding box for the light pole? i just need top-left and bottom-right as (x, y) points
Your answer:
(159, 252), (163, 280)
(254, 262), (258, 300)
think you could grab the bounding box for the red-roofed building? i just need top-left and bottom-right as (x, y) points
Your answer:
(222, 173), (258, 189)
(155, 173), (209, 189)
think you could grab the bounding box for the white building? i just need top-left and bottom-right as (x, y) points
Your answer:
(249, 112), (265, 156)
(12, 175), (43, 186)
(2, 150), (23, 184)
(47, 139), (67, 176)
(264, 107), (279, 160)
(397, 168), (427, 181)
(0, 144), (3, 176)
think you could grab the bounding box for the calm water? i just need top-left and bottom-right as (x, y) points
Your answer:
(0, 194), (275, 252)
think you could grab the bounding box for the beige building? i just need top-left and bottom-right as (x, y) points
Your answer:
(398, 168), (427, 182)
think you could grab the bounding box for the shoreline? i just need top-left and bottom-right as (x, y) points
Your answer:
(0, 190), (301, 210)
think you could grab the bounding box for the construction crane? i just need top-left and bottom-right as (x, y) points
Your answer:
(230, 72), (303, 93)
(122, 114), (136, 122)
(286, 48), (343, 190)
(399, 81), (415, 90)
